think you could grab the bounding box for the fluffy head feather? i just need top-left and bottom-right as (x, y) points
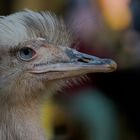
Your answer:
(0, 10), (71, 47)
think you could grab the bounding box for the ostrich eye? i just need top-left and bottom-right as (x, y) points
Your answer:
(18, 47), (36, 61)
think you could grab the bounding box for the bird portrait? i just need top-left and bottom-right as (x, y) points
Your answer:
(0, 10), (117, 140)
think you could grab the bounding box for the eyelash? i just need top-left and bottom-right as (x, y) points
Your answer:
(9, 46), (20, 57)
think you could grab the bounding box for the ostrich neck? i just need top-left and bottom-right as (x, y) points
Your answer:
(0, 96), (48, 140)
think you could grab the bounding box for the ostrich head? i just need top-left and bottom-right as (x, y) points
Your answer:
(0, 10), (117, 104)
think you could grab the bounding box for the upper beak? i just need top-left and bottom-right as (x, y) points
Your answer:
(30, 47), (117, 77)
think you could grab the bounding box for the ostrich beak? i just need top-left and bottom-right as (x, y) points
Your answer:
(63, 48), (117, 73)
(29, 46), (117, 79)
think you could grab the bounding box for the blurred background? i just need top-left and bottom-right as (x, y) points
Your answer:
(0, 0), (140, 140)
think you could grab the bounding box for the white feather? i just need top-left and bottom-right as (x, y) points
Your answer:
(0, 10), (70, 47)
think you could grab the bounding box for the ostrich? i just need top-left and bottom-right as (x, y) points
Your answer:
(0, 10), (117, 140)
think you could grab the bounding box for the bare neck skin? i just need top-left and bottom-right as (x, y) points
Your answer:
(0, 93), (47, 140)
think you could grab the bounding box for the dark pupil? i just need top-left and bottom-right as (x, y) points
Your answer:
(23, 49), (30, 55)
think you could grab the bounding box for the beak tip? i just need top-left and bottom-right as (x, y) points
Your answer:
(108, 59), (117, 71)
(102, 59), (117, 72)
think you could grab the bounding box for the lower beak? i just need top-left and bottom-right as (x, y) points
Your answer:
(30, 48), (117, 79)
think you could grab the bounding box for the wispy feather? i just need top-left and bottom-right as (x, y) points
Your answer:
(0, 10), (71, 47)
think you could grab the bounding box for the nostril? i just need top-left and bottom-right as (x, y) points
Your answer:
(77, 57), (92, 63)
